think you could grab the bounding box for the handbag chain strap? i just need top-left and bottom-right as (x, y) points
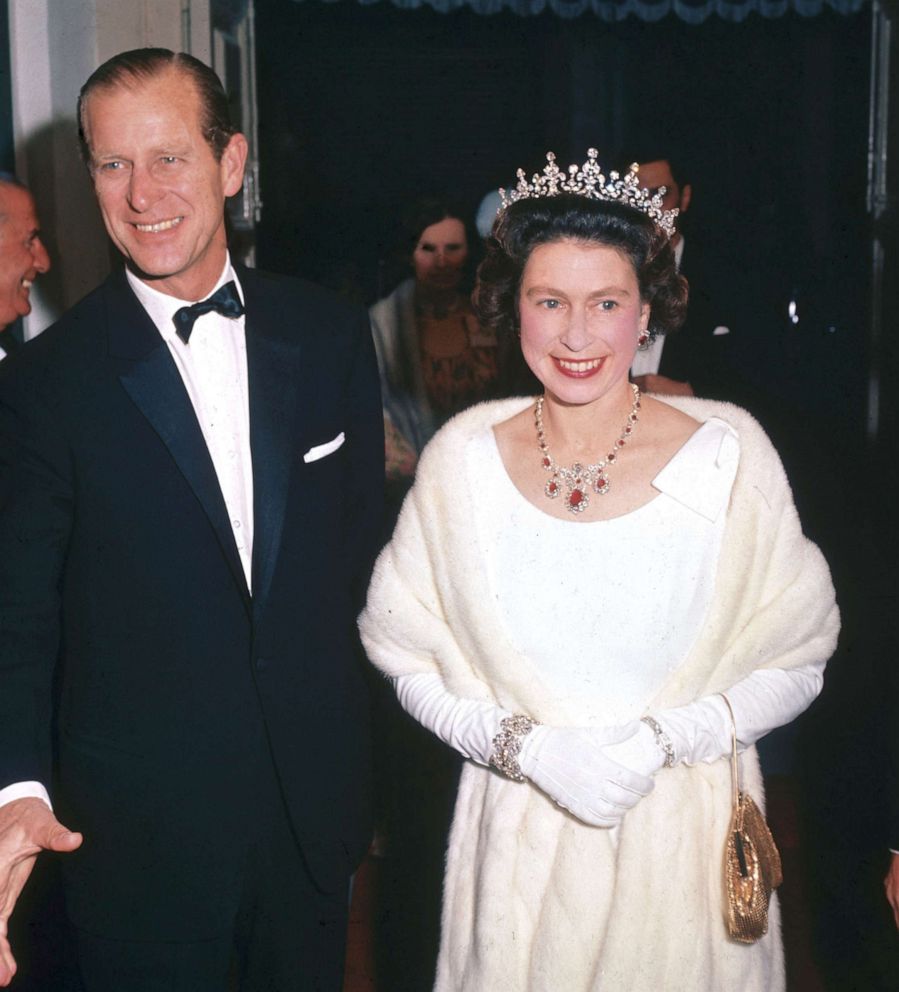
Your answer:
(720, 693), (740, 811)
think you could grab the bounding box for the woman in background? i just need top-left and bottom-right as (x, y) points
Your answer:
(370, 197), (500, 482)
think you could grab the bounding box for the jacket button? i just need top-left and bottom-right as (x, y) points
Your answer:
(255, 656), (269, 672)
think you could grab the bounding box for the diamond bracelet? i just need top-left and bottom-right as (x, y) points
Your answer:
(489, 714), (540, 782)
(640, 715), (676, 768)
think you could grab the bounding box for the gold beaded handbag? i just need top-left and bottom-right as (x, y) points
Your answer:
(721, 694), (783, 944)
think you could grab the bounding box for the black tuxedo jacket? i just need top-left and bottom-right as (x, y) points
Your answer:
(0, 327), (21, 359)
(658, 240), (754, 405)
(0, 265), (384, 940)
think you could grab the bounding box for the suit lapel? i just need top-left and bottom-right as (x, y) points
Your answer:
(0, 327), (21, 356)
(241, 270), (303, 612)
(106, 270), (251, 612)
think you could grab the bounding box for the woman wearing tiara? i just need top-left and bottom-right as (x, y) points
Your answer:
(359, 150), (838, 991)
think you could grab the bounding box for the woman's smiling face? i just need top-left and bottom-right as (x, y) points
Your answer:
(518, 238), (649, 406)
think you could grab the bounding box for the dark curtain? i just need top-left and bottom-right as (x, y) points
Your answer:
(290, 0), (866, 24)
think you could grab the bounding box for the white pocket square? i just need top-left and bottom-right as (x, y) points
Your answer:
(303, 431), (345, 463)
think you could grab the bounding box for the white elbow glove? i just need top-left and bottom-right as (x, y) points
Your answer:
(624, 662), (826, 769)
(649, 694), (734, 765)
(598, 699), (733, 773)
(392, 671), (504, 765)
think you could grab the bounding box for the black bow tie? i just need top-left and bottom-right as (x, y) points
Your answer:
(172, 281), (245, 343)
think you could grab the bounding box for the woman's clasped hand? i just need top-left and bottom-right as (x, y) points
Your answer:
(517, 723), (658, 827)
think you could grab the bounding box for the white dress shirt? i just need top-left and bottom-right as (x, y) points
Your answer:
(126, 259), (254, 589)
(0, 256), (254, 812)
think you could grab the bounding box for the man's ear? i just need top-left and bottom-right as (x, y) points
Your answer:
(220, 133), (249, 199)
(679, 183), (692, 215)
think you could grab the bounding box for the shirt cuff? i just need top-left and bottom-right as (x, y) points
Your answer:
(0, 781), (52, 811)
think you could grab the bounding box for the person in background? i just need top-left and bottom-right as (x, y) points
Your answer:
(475, 187), (503, 240)
(0, 48), (382, 992)
(882, 749), (899, 928)
(360, 150), (838, 991)
(0, 174), (50, 359)
(626, 150), (746, 402)
(370, 196), (499, 486)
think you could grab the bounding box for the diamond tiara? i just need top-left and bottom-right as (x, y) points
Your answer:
(498, 148), (678, 239)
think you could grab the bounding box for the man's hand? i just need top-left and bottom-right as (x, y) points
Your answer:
(884, 852), (899, 929)
(0, 798), (82, 987)
(632, 373), (695, 397)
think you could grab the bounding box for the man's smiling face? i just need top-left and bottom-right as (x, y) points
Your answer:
(82, 67), (247, 301)
(0, 184), (50, 328)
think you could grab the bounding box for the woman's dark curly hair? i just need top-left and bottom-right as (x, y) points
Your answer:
(475, 194), (688, 342)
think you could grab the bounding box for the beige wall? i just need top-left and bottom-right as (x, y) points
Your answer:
(8, 0), (212, 338)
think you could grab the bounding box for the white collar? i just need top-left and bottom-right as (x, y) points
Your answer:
(651, 417), (739, 522)
(125, 256), (243, 343)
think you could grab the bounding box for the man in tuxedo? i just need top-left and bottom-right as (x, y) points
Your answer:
(628, 154), (748, 403)
(0, 175), (50, 360)
(0, 49), (383, 991)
